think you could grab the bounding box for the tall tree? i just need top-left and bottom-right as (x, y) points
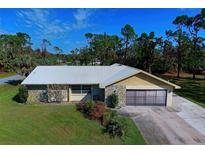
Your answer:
(0, 33), (33, 72)
(41, 39), (51, 53)
(53, 46), (63, 55)
(166, 27), (189, 78)
(84, 33), (120, 65)
(174, 9), (205, 79)
(78, 47), (92, 65)
(159, 39), (176, 73)
(121, 24), (136, 63)
(70, 48), (79, 65)
(136, 32), (162, 73)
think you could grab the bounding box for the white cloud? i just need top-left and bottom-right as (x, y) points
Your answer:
(16, 9), (71, 40)
(72, 9), (95, 29)
(16, 8), (96, 40)
(15, 8), (97, 51)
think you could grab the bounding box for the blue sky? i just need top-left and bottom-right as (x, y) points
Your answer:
(0, 8), (203, 53)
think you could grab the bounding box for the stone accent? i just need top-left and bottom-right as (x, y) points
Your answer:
(47, 90), (67, 102)
(105, 85), (126, 107)
(27, 84), (69, 103)
(27, 90), (47, 103)
(47, 84), (68, 102)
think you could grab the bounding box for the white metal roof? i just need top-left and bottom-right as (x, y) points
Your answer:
(21, 64), (139, 88)
(21, 63), (180, 89)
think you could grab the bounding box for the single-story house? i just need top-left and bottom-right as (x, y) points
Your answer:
(21, 63), (180, 107)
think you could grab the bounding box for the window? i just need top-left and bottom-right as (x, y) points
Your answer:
(27, 85), (47, 90)
(82, 85), (91, 93)
(71, 85), (91, 94)
(71, 85), (81, 94)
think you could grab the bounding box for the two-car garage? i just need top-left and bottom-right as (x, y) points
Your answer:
(126, 90), (167, 106)
(111, 71), (179, 107)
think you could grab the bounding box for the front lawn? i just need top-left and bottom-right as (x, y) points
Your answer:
(0, 84), (145, 144)
(0, 72), (16, 78)
(160, 75), (205, 108)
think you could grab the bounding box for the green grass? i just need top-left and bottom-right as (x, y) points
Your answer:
(160, 75), (205, 108)
(0, 84), (145, 145)
(0, 72), (16, 78)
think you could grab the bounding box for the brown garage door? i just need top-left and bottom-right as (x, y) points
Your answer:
(126, 90), (167, 106)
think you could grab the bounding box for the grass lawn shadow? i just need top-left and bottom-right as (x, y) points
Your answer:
(6, 80), (23, 86)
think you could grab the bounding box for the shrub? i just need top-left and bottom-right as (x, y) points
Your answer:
(103, 110), (118, 125)
(76, 102), (84, 112)
(90, 102), (107, 123)
(107, 92), (119, 108)
(76, 100), (94, 117)
(14, 86), (28, 103)
(103, 110), (127, 137)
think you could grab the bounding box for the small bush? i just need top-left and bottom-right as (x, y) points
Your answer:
(76, 100), (94, 117)
(90, 102), (107, 123)
(107, 92), (119, 108)
(76, 102), (84, 112)
(14, 86), (28, 103)
(103, 110), (127, 138)
(103, 110), (118, 125)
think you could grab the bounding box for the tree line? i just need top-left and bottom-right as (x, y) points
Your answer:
(0, 9), (205, 79)
(69, 9), (205, 79)
(0, 33), (67, 76)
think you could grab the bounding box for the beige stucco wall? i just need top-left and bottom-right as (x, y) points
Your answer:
(166, 91), (173, 107)
(115, 73), (173, 89)
(113, 72), (174, 107)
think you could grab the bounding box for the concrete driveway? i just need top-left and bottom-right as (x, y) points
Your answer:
(0, 75), (24, 84)
(173, 94), (205, 137)
(118, 95), (205, 145)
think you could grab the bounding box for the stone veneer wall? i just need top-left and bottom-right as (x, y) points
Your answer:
(27, 90), (47, 103)
(27, 84), (69, 103)
(47, 85), (68, 102)
(105, 85), (126, 107)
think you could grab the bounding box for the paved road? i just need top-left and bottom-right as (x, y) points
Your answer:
(118, 96), (205, 145)
(0, 75), (25, 84)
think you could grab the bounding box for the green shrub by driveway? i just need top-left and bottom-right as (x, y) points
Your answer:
(103, 110), (127, 138)
(107, 92), (119, 108)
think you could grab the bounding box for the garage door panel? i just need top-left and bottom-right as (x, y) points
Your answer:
(157, 90), (166, 96)
(156, 96), (166, 105)
(126, 91), (135, 97)
(136, 91), (146, 97)
(146, 91), (156, 96)
(126, 99), (136, 105)
(126, 90), (167, 106)
(146, 96), (156, 105)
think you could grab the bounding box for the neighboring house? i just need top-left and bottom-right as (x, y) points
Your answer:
(21, 63), (180, 107)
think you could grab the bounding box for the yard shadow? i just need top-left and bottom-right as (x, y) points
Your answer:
(6, 80), (23, 86)
(12, 94), (20, 103)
